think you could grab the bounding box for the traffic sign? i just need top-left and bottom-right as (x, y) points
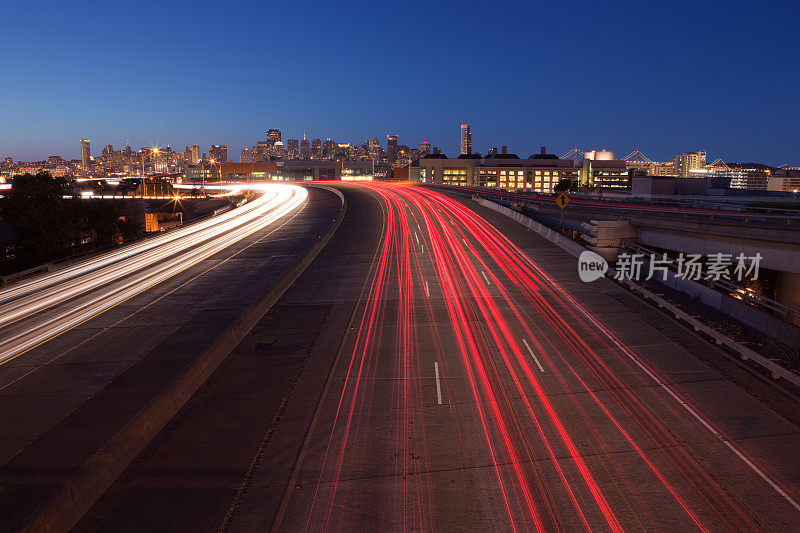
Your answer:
(556, 192), (570, 209)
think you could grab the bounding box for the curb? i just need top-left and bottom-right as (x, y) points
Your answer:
(24, 187), (347, 533)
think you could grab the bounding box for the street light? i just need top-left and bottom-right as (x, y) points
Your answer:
(202, 158), (215, 196)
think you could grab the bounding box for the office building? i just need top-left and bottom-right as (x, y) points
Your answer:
(387, 134), (398, 166)
(209, 145), (228, 163)
(190, 144), (200, 165)
(311, 139), (321, 159)
(300, 138), (310, 159)
(273, 141), (285, 159)
(287, 139), (299, 159)
(80, 139), (91, 169)
(580, 150), (629, 189)
(322, 139), (337, 159)
(673, 150), (707, 178)
(419, 141), (431, 158)
(267, 128), (281, 146)
(460, 124), (471, 155)
(240, 147), (253, 163)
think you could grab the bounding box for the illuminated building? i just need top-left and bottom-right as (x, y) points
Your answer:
(386, 134), (398, 166)
(286, 139), (299, 159)
(419, 141), (431, 158)
(240, 147), (253, 163)
(273, 141), (285, 159)
(580, 150), (629, 189)
(768, 168), (800, 192)
(460, 124), (471, 155)
(209, 145), (227, 163)
(673, 150), (707, 178)
(417, 153), (480, 186)
(322, 139), (336, 159)
(190, 144), (200, 165)
(300, 138), (310, 159)
(253, 141), (271, 162)
(80, 139), (91, 170)
(479, 147), (576, 192)
(266, 128), (281, 147)
(311, 139), (321, 159)
(220, 161), (277, 181)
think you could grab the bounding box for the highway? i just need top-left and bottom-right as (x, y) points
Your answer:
(0, 184), (343, 532)
(71, 183), (800, 532)
(0, 183), (306, 365)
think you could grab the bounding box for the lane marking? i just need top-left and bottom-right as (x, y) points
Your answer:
(481, 270), (490, 285)
(434, 362), (442, 405)
(414, 232), (420, 246)
(522, 339), (546, 373)
(425, 280), (430, 297)
(533, 263), (800, 513)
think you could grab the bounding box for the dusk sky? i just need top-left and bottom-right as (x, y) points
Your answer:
(2, 0), (798, 164)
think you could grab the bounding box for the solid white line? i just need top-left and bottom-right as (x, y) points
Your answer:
(434, 362), (442, 405)
(532, 261), (800, 513)
(481, 270), (490, 285)
(425, 280), (430, 297)
(522, 339), (545, 372)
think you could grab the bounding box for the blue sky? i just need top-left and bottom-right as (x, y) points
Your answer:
(1, 0), (798, 164)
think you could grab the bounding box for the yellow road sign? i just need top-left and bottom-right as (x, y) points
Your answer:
(555, 192), (570, 209)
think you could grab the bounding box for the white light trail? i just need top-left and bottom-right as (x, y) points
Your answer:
(0, 183), (307, 365)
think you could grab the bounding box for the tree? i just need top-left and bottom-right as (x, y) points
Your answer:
(0, 172), (74, 266)
(554, 178), (573, 192)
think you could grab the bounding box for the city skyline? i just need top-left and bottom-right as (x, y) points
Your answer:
(3, 129), (793, 169)
(1, 0), (798, 165)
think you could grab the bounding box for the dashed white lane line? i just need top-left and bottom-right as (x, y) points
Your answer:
(425, 280), (430, 297)
(536, 265), (800, 513)
(481, 270), (490, 285)
(414, 232), (420, 246)
(434, 362), (443, 405)
(522, 339), (546, 373)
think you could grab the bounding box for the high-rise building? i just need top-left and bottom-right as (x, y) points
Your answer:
(386, 134), (398, 166)
(367, 138), (381, 161)
(419, 141), (431, 158)
(253, 141), (270, 162)
(322, 139), (337, 159)
(190, 144), (200, 165)
(240, 147), (253, 163)
(209, 145), (228, 163)
(267, 128), (281, 145)
(673, 150), (707, 178)
(311, 139), (321, 159)
(287, 139), (299, 159)
(460, 124), (471, 155)
(300, 138), (310, 159)
(80, 139), (91, 169)
(273, 141), (285, 159)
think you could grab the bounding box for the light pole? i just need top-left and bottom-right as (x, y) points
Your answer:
(203, 158), (215, 197)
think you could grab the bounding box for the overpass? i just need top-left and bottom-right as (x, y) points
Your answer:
(457, 187), (800, 308)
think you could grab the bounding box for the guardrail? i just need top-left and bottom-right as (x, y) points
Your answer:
(460, 186), (800, 226)
(621, 240), (800, 327)
(619, 276), (800, 386)
(474, 195), (800, 388)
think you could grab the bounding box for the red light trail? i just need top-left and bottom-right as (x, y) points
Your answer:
(288, 182), (798, 532)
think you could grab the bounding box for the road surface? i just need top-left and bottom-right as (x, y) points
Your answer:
(74, 183), (800, 532)
(0, 184), (342, 531)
